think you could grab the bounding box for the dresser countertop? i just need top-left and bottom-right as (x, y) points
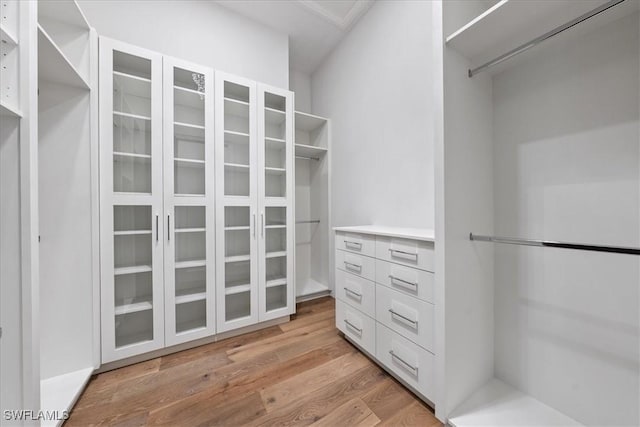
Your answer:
(333, 225), (435, 242)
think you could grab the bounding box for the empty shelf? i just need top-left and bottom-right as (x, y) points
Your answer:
(175, 260), (207, 269)
(114, 230), (152, 236)
(295, 144), (327, 159)
(0, 24), (18, 45)
(113, 111), (151, 121)
(295, 111), (328, 132)
(225, 97), (250, 118)
(115, 300), (153, 316)
(40, 368), (93, 427)
(114, 265), (152, 276)
(174, 121), (205, 130)
(225, 226), (250, 231)
(266, 278), (287, 288)
(296, 278), (330, 301)
(38, 25), (90, 89)
(175, 292), (206, 305)
(265, 107), (286, 125)
(175, 227), (206, 233)
(265, 225), (286, 229)
(449, 379), (582, 427)
(225, 254), (251, 263)
(225, 284), (251, 295)
(0, 101), (22, 118)
(225, 162), (250, 170)
(114, 151), (151, 159)
(265, 167), (286, 175)
(174, 87), (205, 109)
(114, 71), (151, 98)
(175, 157), (205, 167)
(266, 251), (286, 259)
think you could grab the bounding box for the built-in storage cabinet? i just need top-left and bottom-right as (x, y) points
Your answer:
(334, 226), (436, 403)
(294, 112), (331, 301)
(215, 74), (295, 332)
(163, 58), (215, 346)
(0, 0), (20, 117)
(100, 39), (165, 362)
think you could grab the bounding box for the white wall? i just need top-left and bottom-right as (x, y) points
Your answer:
(77, 0), (289, 88)
(290, 69), (311, 113)
(493, 13), (639, 426)
(311, 0), (434, 229)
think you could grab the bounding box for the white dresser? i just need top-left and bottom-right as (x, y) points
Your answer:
(334, 225), (436, 403)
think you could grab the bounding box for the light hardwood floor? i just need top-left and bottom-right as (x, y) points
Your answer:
(68, 297), (441, 426)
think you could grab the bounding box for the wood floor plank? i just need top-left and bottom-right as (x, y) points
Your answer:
(310, 398), (381, 427)
(67, 297), (443, 427)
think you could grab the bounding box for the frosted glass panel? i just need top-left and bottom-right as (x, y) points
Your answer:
(225, 292), (250, 321)
(266, 285), (287, 312)
(115, 310), (153, 348)
(113, 154), (151, 193)
(176, 300), (206, 333)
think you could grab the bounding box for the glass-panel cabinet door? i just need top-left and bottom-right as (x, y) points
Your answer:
(99, 38), (164, 363)
(258, 86), (295, 321)
(215, 72), (259, 332)
(163, 59), (215, 346)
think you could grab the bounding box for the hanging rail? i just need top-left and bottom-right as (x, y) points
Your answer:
(469, 233), (640, 256)
(296, 155), (320, 161)
(296, 220), (320, 224)
(468, 0), (626, 77)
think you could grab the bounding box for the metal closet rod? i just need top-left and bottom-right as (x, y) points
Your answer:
(468, 0), (627, 77)
(469, 233), (640, 256)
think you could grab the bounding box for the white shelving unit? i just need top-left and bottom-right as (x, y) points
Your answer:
(438, 0), (639, 425)
(37, 1), (99, 425)
(294, 111), (331, 301)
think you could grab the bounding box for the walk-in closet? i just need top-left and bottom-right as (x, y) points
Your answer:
(1, 0), (638, 426)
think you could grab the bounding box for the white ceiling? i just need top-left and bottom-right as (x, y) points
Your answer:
(215, 0), (375, 75)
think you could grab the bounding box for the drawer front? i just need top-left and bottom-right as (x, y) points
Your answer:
(376, 236), (434, 272)
(336, 299), (375, 355)
(376, 259), (434, 303)
(376, 285), (434, 352)
(336, 269), (376, 318)
(335, 231), (376, 257)
(376, 323), (435, 401)
(335, 249), (375, 282)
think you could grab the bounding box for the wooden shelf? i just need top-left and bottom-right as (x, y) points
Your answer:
(175, 292), (206, 305)
(115, 300), (153, 316)
(225, 254), (251, 263)
(295, 144), (327, 158)
(0, 24), (17, 45)
(175, 260), (206, 269)
(114, 265), (152, 276)
(295, 111), (328, 132)
(0, 101), (22, 118)
(38, 25), (90, 89)
(449, 379), (582, 427)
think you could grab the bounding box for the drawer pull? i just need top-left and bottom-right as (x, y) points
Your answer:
(344, 240), (362, 250)
(344, 287), (363, 299)
(388, 275), (418, 291)
(389, 350), (419, 375)
(344, 319), (363, 335)
(388, 249), (418, 261)
(389, 309), (418, 327)
(344, 261), (362, 272)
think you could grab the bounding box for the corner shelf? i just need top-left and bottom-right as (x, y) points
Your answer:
(295, 144), (327, 159)
(38, 25), (90, 90)
(0, 101), (22, 118)
(0, 24), (17, 45)
(295, 111), (327, 132)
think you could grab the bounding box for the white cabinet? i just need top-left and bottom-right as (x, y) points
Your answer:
(100, 38), (165, 362)
(215, 73), (295, 332)
(162, 58), (215, 346)
(334, 226), (436, 403)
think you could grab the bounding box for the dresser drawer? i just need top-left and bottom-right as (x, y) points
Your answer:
(376, 323), (435, 401)
(335, 249), (375, 282)
(376, 259), (434, 303)
(336, 299), (376, 356)
(335, 231), (376, 257)
(336, 269), (376, 318)
(376, 236), (434, 272)
(376, 285), (434, 352)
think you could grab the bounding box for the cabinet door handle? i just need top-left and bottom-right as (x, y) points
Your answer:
(344, 319), (362, 335)
(344, 287), (362, 299)
(167, 214), (170, 241)
(388, 275), (418, 291)
(389, 249), (418, 261)
(155, 214), (159, 242)
(261, 212), (265, 238)
(344, 240), (362, 250)
(344, 261), (362, 272)
(388, 308), (418, 327)
(389, 350), (418, 375)
(253, 213), (256, 239)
